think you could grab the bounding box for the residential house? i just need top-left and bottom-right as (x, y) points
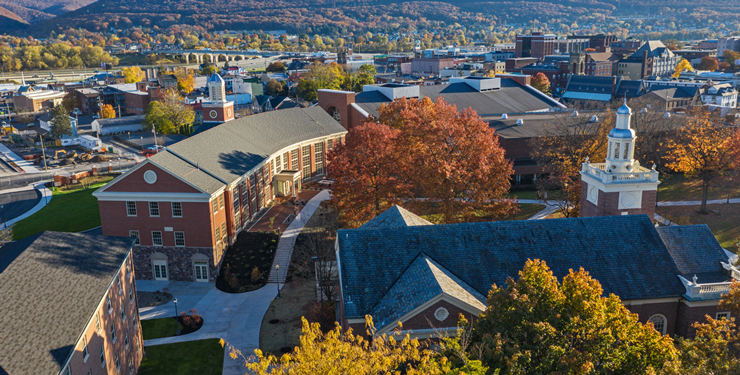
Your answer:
(701, 83), (738, 108)
(157, 74), (178, 91)
(254, 95), (302, 112)
(0, 231), (143, 375)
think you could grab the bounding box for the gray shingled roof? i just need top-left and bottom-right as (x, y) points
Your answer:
(360, 205), (432, 230)
(371, 254), (486, 330)
(0, 232), (134, 375)
(338, 215), (688, 320)
(354, 78), (563, 118)
(139, 107), (346, 191)
(656, 225), (730, 278)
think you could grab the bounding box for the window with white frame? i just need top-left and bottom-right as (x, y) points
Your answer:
(215, 226), (221, 242)
(152, 231), (163, 246)
(148, 202), (159, 217)
(328, 138), (333, 150)
(126, 201), (137, 216)
(283, 152), (289, 170)
(82, 337), (89, 362)
(219, 195), (225, 209)
(175, 231), (185, 247)
(717, 311), (731, 320)
(221, 223), (227, 240)
(95, 313), (102, 333)
(275, 154), (282, 174)
(132, 311), (137, 330)
(100, 345), (106, 367)
(124, 331), (129, 348)
(171, 202), (182, 217)
(647, 314), (667, 335)
(212, 198), (218, 214)
(291, 149), (298, 170)
(129, 230), (140, 245)
(116, 275), (122, 294)
(302, 145), (311, 180)
(129, 289), (134, 304)
(314, 142), (324, 175)
(111, 324), (117, 343)
(121, 305), (126, 321)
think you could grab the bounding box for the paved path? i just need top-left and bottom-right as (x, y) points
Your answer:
(268, 189), (331, 283)
(137, 280), (277, 375)
(517, 199), (560, 220)
(2, 182), (51, 229)
(657, 198), (740, 206)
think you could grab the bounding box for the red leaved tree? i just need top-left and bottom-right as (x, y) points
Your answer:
(531, 72), (551, 96)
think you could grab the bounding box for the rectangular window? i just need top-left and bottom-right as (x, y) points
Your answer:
(124, 331), (129, 349)
(291, 149), (298, 170)
(215, 226), (221, 242)
(717, 312), (731, 320)
(152, 231), (163, 246)
(175, 231), (185, 247)
(107, 296), (112, 314)
(171, 202), (182, 217)
(283, 152), (289, 170)
(126, 201), (137, 216)
(212, 198), (218, 214)
(115, 353), (120, 372)
(328, 139), (333, 150)
(132, 311), (137, 330)
(129, 357), (133, 375)
(82, 337), (89, 362)
(100, 345), (106, 367)
(221, 222), (227, 239)
(315, 142), (324, 176)
(275, 155), (282, 174)
(129, 289), (134, 304)
(95, 313), (101, 333)
(111, 324), (117, 343)
(129, 230), (140, 245)
(233, 192), (240, 212)
(148, 202), (159, 217)
(614, 142), (620, 159)
(302, 145), (311, 180)
(117, 275), (122, 294)
(219, 195), (224, 209)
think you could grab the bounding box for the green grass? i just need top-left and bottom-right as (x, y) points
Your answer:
(507, 190), (539, 200)
(12, 188), (101, 240)
(658, 174), (740, 202)
(418, 203), (545, 223)
(139, 339), (224, 375)
(141, 318), (182, 340)
(52, 176), (114, 196)
(656, 204), (740, 251)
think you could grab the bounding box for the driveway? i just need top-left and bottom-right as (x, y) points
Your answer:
(137, 280), (277, 375)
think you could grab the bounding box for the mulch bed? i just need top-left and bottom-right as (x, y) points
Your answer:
(216, 230), (279, 293)
(138, 291), (174, 307)
(178, 314), (204, 335)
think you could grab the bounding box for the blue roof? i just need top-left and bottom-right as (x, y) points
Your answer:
(617, 102), (631, 115)
(207, 73), (224, 83)
(338, 215), (696, 320)
(608, 127), (635, 139)
(656, 225), (729, 276)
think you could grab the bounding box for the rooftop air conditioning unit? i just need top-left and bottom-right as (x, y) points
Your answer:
(516, 118), (524, 126)
(664, 112), (671, 118)
(501, 114), (508, 119)
(571, 110), (579, 117)
(590, 115), (598, 122)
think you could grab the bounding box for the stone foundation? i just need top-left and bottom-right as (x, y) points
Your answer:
(133, 245), (219, 282)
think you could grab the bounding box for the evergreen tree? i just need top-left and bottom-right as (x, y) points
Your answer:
(49, 105), (72, 140)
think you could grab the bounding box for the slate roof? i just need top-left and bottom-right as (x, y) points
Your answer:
(360, 205), (432, 229)
(143, 107), (346, 190)
(338, 214), (688, 321)
(565, 75), (616, 93)
(371, 254), (486, 329)
(656, 225), (730, 279)
(630, 41), (674, 59)
(648, 85), (698, 99)
(353, 78), (563, 118)
(0, 232), (134, 375)
(615, 79), (647, 98)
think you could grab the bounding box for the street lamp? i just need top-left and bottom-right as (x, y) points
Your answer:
(275, 264), (281, 298)
(173, 298), (178, 317)
(728, 176), (734, 204)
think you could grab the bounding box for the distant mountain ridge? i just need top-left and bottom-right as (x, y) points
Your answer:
(4, 0), (740, 36)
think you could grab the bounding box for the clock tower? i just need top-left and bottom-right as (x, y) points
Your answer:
(202, 73), (235, 124)
(579, 100), (660, 217)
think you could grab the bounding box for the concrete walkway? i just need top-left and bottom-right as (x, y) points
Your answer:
(2, 182), (52, 229)
(137, 280), (277, 375)
(0, 143), (41, 173)
(657, 198), (740, 206)
(268, 189), (331, 284)
(517, 199), (560, 220)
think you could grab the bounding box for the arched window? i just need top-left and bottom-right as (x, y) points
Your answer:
(329, 107), (341, 123)
(648, 314), (667, 335)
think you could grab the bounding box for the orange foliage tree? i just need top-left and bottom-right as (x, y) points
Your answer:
(329, 97), (517, 227)
(698, 57), (719, 72)
(666, 110), (736, 213)
(100, 104), (116, 118)
(531, 72), (551, 96)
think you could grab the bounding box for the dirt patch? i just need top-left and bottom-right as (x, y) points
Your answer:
(216, 231), (279, 293)
(138, 290), (174, 307)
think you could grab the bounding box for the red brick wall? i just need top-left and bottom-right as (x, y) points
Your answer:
(317, 90), (355, 130)
(402, 300), (479, 332)
(676, 302), (726, 338)
(626, 301), (680, 336)
(67, 255), (143, 375)
(99, 200), (214, 248)
(202, 103), (234, 123)
(104, 163), (201, 193)
(579, 182), (656, 218)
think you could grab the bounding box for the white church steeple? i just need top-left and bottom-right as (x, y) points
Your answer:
(605, 99), (638, 173)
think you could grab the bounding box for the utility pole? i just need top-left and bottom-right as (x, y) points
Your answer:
(39, 134), (48, 172)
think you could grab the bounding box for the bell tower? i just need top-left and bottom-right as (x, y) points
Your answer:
(202, 73), (235, 124)
(579, 100), (660, 217)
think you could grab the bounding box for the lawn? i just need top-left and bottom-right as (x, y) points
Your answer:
(507, 189), (539, 200)
(12, 188), (101, 240)
(656, 204), (740, 251)
(658, 174), (740, 203)
(139, 339), (224, 375)
(141, 318), (181, 340)
(52, 175), (114, 196)
(418, 203), (545, 224)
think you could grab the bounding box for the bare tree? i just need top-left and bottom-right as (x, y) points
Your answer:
(294, 206), (339, 302)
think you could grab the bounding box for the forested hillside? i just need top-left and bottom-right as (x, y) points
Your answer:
(5, 0), (740, 37)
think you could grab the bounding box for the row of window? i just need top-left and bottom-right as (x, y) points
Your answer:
(127, 201), (182, 218)
(647, 311), (731, 335)
(129, 230), (186, 247)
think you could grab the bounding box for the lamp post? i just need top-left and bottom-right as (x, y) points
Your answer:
(728, 176), (734, 204)
(173, 298), (178, 317)
(275, 264), (281, 298)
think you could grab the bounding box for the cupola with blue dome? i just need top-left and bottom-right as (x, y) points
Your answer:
(207, 73), (224, 83)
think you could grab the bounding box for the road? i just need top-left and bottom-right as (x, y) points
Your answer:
(0, 189), (41, 224)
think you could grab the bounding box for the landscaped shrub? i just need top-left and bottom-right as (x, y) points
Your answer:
(251, 267), (262, 283)
(215, 231), (279, 293)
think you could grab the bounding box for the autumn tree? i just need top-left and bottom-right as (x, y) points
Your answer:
(349, 64), (376, 92)
(329, 97), (517, 226)
(226, 316), (481, 375)
(698, 56), (719, 72)
(49, 105), (72, 140)
(672, 59), (693, 78)
(723, 50), (740, 69)
(531, 72), (551, 96)
(296, 79), (319, 101)
(295, 62), (346, 100)
(665, 109), (736, 213)
(121, 66), (144, 83)
(176, 71), (195, 94)
(471, 259), (678, 374)
(528, 111), (612, 217)
(100, 104), (116, 118)
(143, 90), (195, 135)
(266, 79), (286, 96)
(265, 61), (286, 72)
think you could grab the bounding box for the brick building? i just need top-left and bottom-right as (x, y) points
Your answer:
(12, 89), (66, 111)
(409, 57), (456, 76)
(94, 107), (347, 282)
(0, 232), (142, 375)
(124, 82), (165, 116)
(569, 34), (617, 49)
(336, 206), (736, 339)
(515, 32), (555, 59)
(317, 77), (565, 131)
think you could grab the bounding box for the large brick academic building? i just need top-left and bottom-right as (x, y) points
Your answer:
(94, 107), (347, 283)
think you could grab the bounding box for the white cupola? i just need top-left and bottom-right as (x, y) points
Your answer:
(605, 100), (637, 173)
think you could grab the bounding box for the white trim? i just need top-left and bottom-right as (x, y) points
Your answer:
(351, 102), (370, 118)
(580, 172), (660, 193)
(94, 159), (213, 196)
(94, 191), (212, 202)
(647, 313), (668, 335)
(394, 327), (458, 340)
(681, 299), (721, 307)
(618, 191), (643, 210)
(318, 89), (356, 94)
(375, 293), (485, 335)
(622, 297), (680, 306)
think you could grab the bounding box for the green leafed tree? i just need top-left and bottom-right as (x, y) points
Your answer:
(143, 90), (194, 135)
(49, 105), (72, 140)
(350, 64), (377, 92)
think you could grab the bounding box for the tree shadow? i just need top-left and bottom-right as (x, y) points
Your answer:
(218, 150), (266, 178)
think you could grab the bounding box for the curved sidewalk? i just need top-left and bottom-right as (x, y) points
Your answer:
(267, 189), (331, 283)
(2, 182), (52, 229)
(517, 199), (560, 220)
